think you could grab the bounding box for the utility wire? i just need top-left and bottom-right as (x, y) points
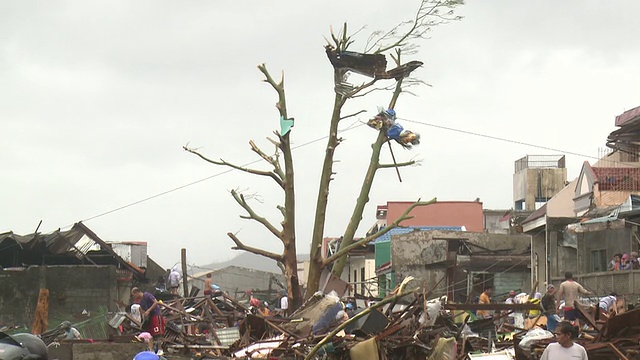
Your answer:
(55, 122), (365, 231)
(55, 115), (629, 230)
(399, 117), (637, 167)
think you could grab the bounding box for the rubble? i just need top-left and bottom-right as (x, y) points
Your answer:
(27, 282), (640, 359)
(515, 302), (640, 360)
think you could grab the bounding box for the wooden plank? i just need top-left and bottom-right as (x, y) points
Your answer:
(574, 301), (600, 332)
(444, 303), (541, 311)
(607, 342), (629, 360)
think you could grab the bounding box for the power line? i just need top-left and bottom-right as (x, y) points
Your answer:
(55, 122), (365, 231)
(398, 117), (638, 167)
(55, 115), (632, 230)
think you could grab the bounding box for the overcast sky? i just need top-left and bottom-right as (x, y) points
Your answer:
(2, 0), (639, 269)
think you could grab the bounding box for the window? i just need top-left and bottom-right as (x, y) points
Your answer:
(360, 267), (365, 295)
(591, 249), (607, 272)
(354, 270), (358, 295)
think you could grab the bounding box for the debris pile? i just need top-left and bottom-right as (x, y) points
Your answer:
(33, 285), (640, 359)
(515, 302), (640, 360)
(130, 282), (514, 359)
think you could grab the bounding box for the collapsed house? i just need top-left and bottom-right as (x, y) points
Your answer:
(0, 222), (162, 331)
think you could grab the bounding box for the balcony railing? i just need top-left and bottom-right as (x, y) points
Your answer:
(553, 270), (640, 296)
(514, 155), (565, 172)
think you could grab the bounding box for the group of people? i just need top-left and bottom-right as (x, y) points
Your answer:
(248, 290), (289, 317)
(474, 272), (625, 359)
(608, 252), (639, 270)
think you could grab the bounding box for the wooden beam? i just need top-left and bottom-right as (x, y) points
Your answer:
(607, 342), (629, 360)
(443, 303), (542, 311)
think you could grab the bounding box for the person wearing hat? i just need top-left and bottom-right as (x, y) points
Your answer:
(541, 284), (558, 332)
(61, 321), (82, 340)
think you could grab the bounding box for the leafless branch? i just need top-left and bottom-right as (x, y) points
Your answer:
(364, 0), (463, 54)
(378, 160), (416, 169)
(351, 84), (398, 98)
(347, 78), (379, 98)
(231, 189), (284, 242)
(249, 140), (285, 181)
(324, 198), (437, 264)
(184, 145), (284, 189)
(339, 110), (367, 121)
(227, 232), (283, 262)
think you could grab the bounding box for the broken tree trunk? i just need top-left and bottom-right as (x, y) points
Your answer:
(32, 289), (49, 335)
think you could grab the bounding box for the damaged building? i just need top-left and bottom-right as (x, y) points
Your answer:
(0, 222), (162, 330)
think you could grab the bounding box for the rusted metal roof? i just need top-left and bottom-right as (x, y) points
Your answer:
(615, 105), (640, 127)
(0, 222), (146, 280)
(592, 167), (640, 191)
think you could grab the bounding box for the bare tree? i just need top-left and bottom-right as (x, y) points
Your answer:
(184, 64), (303, 307)
(308, 0), (463, 296)
(185, 0), (463, 307)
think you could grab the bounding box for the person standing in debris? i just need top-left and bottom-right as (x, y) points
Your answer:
(476, 286), (493, 319)
(60, 321), (82, 340)
(540, 321), (588, 360)
(204, 273), (214, 296)
(555, 272), (592, 328)
(168, 267), (181, 295)
(503, 290), (516, 325)
(131, 287), (165, 353)
(278, 290), (289, 316)
(541, 284), (558, 332)
(258, 301), (271, 316)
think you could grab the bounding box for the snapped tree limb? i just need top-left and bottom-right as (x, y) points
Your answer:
(378, 159), (416, 168)
(230, 189), (283, 242)
(227, 232), (283, 262)
(183, 146), (284, 189)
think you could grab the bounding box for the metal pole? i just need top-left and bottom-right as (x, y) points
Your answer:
(181, 248), (188, 297)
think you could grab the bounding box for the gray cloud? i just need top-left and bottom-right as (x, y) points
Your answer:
(2, 0), (640, 267)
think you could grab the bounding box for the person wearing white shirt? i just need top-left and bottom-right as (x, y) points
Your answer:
(279, 294), (289, 315)
(540, 321), (588, 360)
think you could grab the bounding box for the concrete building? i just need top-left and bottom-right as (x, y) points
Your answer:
(374, 226), (464, 297)
(391, 230), (531, 302)
(384, 201), (484, 232)
(367, 200), (484, 297)
(513, 155), (567, 211)
(188, 265), (286, 302)
(523, 106), (640, 296)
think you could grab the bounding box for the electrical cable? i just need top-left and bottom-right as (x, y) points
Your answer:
(56, 115), (632, 230)
(398, 116), (639, 168)
(54, 122), (365, 231)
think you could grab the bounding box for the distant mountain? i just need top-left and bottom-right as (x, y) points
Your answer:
(199, 252), (310, 274)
